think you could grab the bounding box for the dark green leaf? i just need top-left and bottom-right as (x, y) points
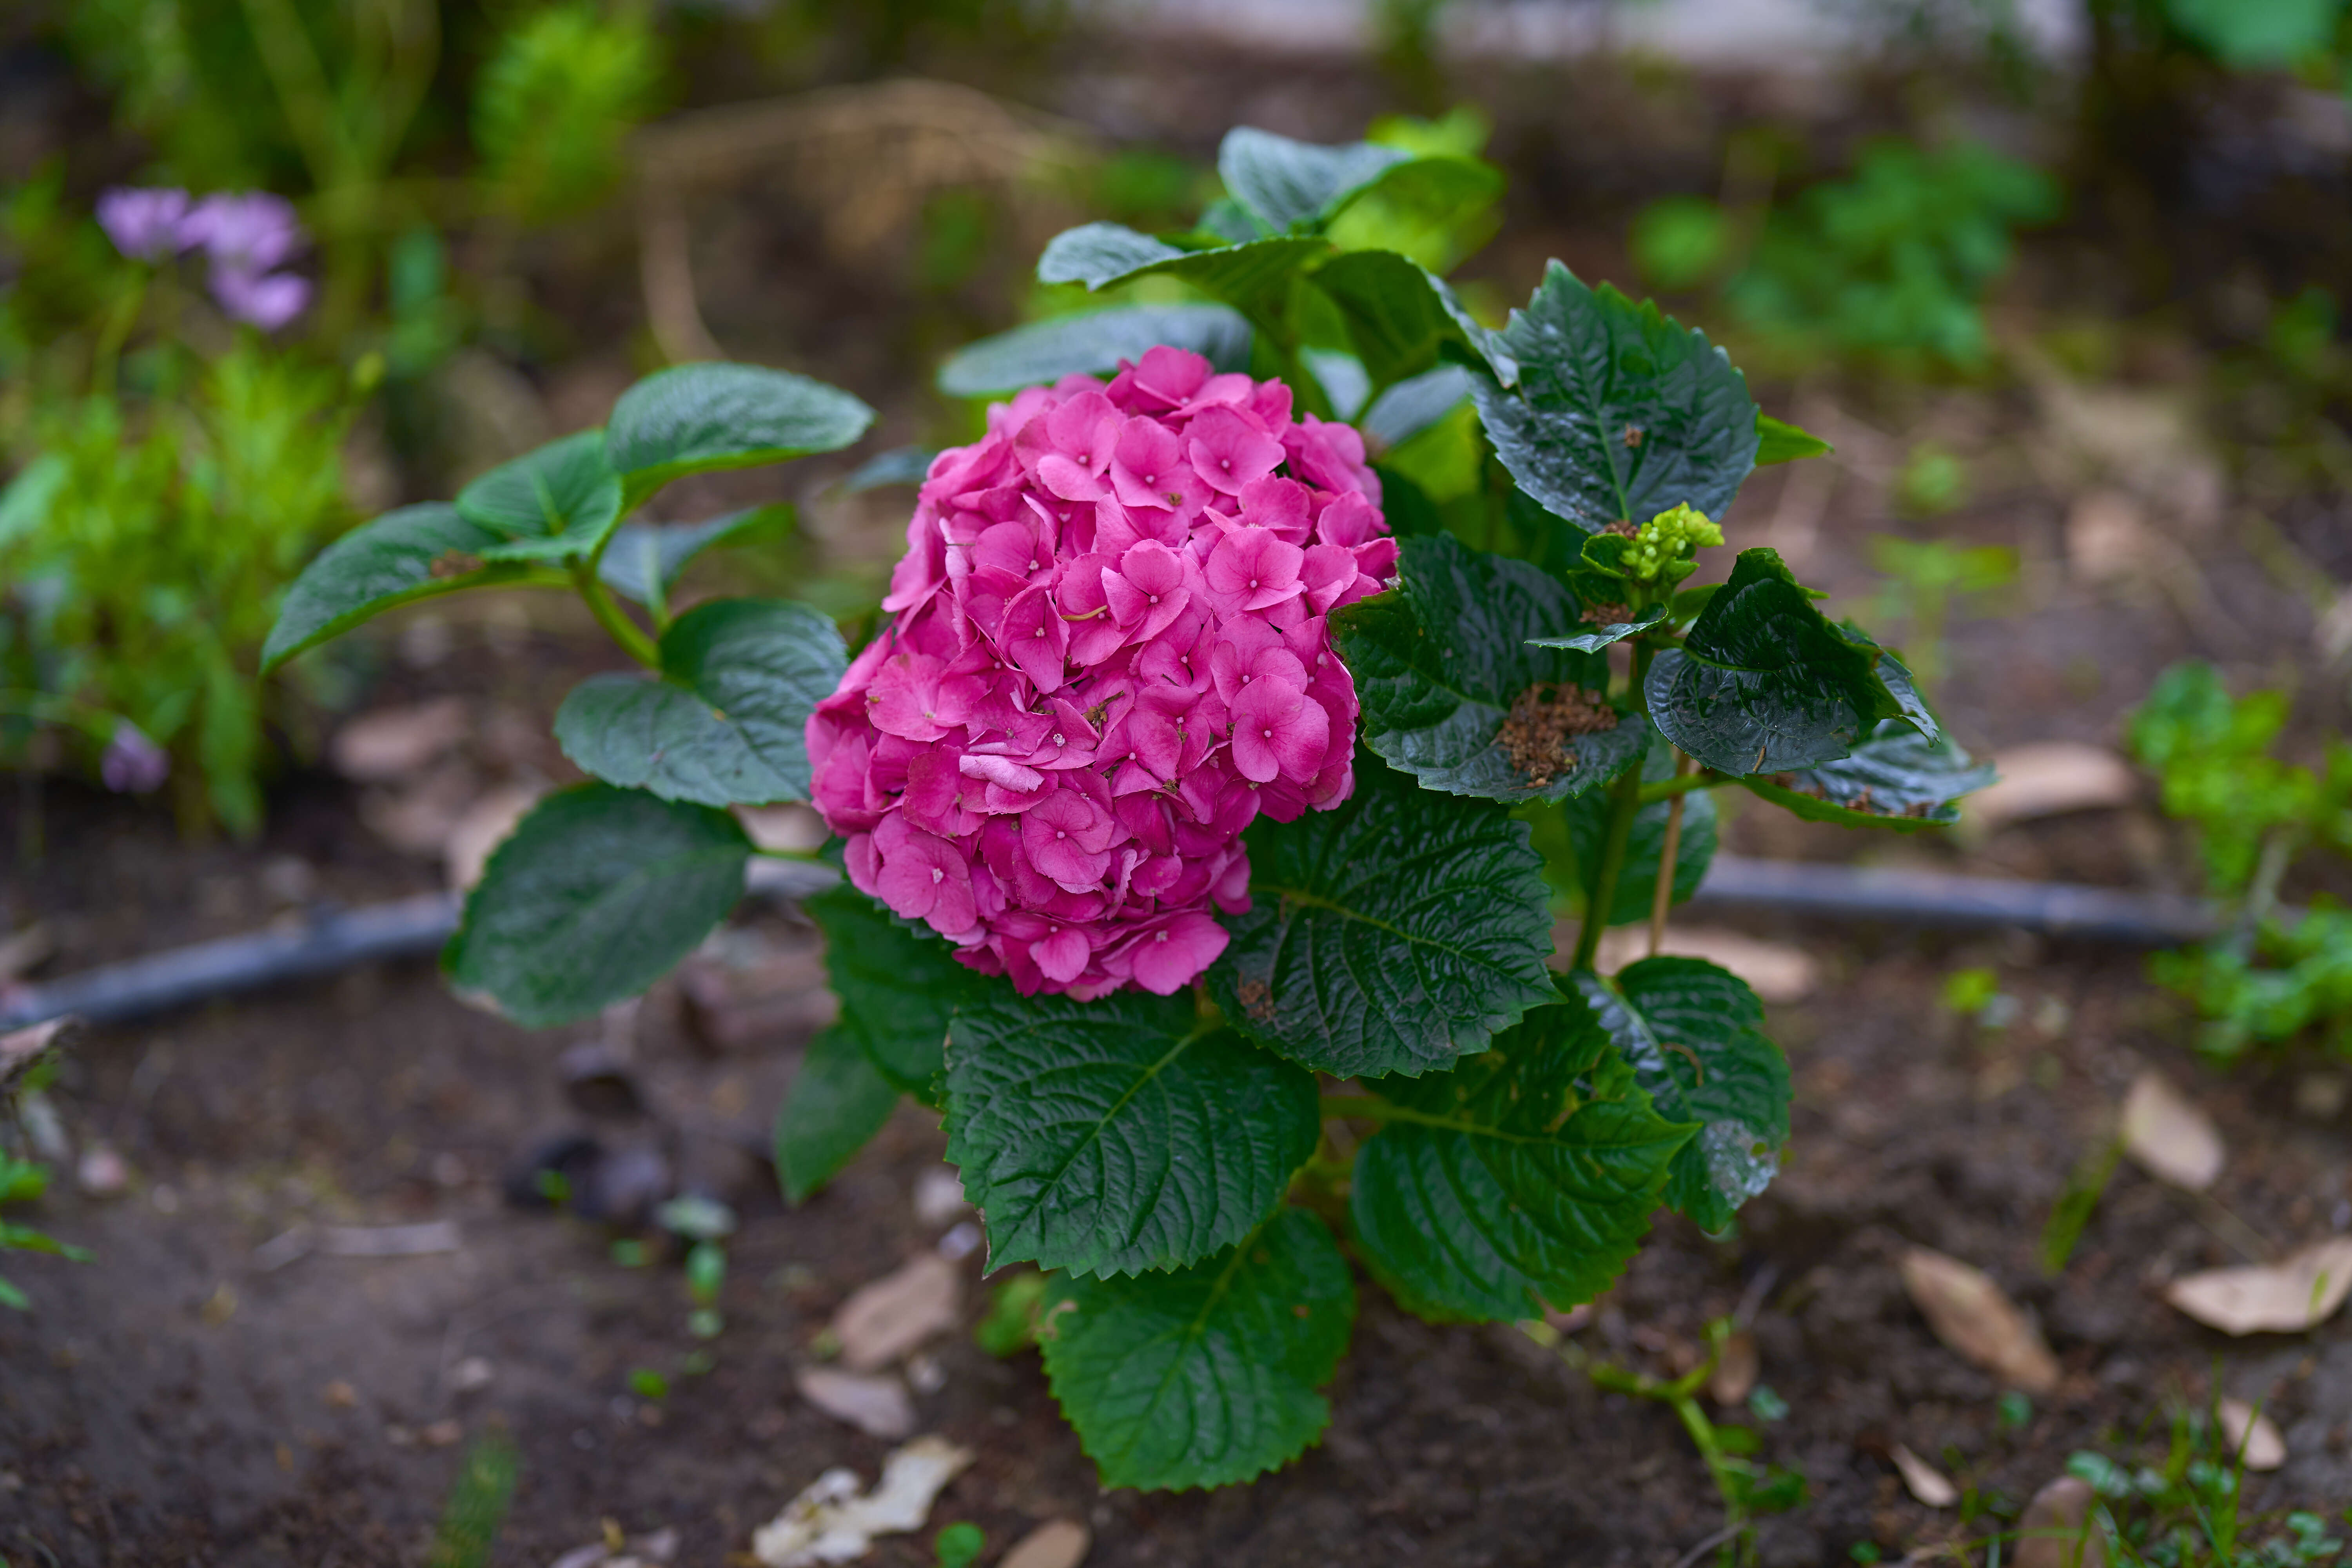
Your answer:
(1334, 533), (1647, 803)
(775, 1027), (899, 1204)
(1218, 127), (1411, 231)
(597, 506), (785, 608)
(553, 599), (846, 806)
(937, 305), (1254, 396)
(1529, 604), (1668, 654)
(804, 882), (987, 1100)
(261, 503), (552, 673)
(1563, 737), (1718, 926)
(1206, 756), (1557, 1079)
(1755, 413), (1833, 465)
(1645, 548), (1913, 776)
(1471, 262), (1759, 532)
(1310, 250), (1508, 390)
(1572, 958), (1790, 1232)
(444, 784), (749, 1028)
(1742, 718), (1994, 831)
(945, 992), (1317, 1277)
(605, 362), (874, 504)
(1037, 225), (1331, 336)
(1039, 1206), (1354, 1492)
(1348, 999), (1690, 1321)
(456, 430), (623, 563)
(1361, 365), (1474, 450)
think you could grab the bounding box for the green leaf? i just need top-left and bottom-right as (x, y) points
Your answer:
(945, 992), (1318, 1277)
(1572, 958), (1790, 1233)
(1361, 365), (1474, 450)
(1471, 262), (1759, 532)
(1037, 224), (1330, 334)
(937, 305), (1254, 396)
(1563, 737), (1719, 926)
(1310, 250), (1507, 391)
(1039, 1206), (1354, 1492)
(1323, 154), (1505, 274)
(1528, 604), (1668, 654)
(775, 1026), (899, 1205)
(553, 598), (847, 806)
(456, 430), (624, 563)
(444, 784), (750, 1028)
(1335, 533), (1648, 804)
(804, 882), (987, 1101)
(1218, 127), (1411, 232)
(261, 503), (554, 673)
(597, 506), (784, 608)
(1742, 718), (1994, 831)
(1206, 756), (1557, 1079)
(605, 362), (875, 504)
(2163, 0), (2338, 67)
(1644, 548), (1913, 776)
(1754, 413), (1832, 465)
(1348, 998), (1690, 1321)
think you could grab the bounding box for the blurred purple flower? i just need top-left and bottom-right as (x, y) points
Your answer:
(101, 723), (169, 795)
(185, 191), (306, 274)
(209, 266), (314, 331)
(97, 187), (196, 261)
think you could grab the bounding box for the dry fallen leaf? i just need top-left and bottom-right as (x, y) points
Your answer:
(913, 1168), (969, 1229)
(833, 1253), (962, 1372)
(1964, 741), (2138, 835)
(2217, 1397), (2286, 1471)
(2066, 490), (2156, 588)
(796, 1367), (916, 1439)
(549, 1523), (680, 1568)
(1707, 1329), (1759, 1406)
(445, 784), (543, 891)
(1890, 1443), (1959, 1508)
(2119, 1071), (2225, 1191)
(751, 1435), (974, 1568)
(2164, 1238), (2352, 1336)
(1591, 926), (1818, 1004)
(1898, 1247), (2061, 1394)
(2015, 1474), (2105, 1568)
(331, 698), (470, 783)
(1001, 1519), (1093, 1568)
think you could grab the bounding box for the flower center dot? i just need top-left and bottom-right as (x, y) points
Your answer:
(930, 867), (944, 883)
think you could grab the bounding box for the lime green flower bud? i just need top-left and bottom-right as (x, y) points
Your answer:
(1624, 503), (1722, 581)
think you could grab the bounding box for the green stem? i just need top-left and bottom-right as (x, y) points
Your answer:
(1318, 1095), (1477, 1132)
(1637, 770), (1720, 806)
(1573, 642), (1656, 971)
(752, 845), (827, 862)
(573, 564), (660, 668)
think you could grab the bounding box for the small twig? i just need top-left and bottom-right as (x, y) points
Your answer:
(1668, 1523), (1744, 1568)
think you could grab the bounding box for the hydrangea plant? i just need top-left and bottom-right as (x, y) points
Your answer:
(263, 125), (1996, 1493)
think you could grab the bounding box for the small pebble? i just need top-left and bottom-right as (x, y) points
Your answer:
(938, 1221), (983, 1261)
(448, 1357), (495, 1393)
(323, 1380), (359, 1409)
(76, 1142), (129, 1197)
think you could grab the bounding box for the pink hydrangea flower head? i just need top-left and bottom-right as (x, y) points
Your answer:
(808, 349), (1392, 997)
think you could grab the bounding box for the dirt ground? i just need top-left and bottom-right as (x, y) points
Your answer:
(7, 24), (2352, 1568)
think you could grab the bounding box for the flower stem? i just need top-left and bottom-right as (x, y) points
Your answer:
(1573, 641), (1655, 971)
(1647, 749), (1697, 958)
(572, 563), (661, 669)
(1637, 769), (1718, 806)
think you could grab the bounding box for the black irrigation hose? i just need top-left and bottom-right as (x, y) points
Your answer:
(0, 856), (2221, 1034)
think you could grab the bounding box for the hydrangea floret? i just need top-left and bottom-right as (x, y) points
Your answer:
(805, 347), (1396, 998)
